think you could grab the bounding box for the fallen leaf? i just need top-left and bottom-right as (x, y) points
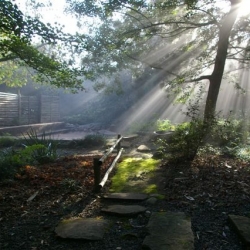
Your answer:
(27, 191), (39, 202)
(184, 195), (195, 201)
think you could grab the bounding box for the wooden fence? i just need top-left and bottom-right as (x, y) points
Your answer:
(93, 135), (123, 192)
(0, 92), (60, 126)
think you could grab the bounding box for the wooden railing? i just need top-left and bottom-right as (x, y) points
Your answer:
(93, 134), (123, 192)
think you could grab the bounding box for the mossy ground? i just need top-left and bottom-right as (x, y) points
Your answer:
(109, 157), (161, 194)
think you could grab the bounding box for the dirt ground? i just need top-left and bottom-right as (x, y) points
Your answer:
(0, 134), (250, 249)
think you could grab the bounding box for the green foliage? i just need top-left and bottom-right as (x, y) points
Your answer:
(234, 146), (250, 161)
(60, 178), (80, 191)
(210, 118), (246, 147)
(0, 148), (24, 180)
(0, 136), (16, 147)
(157, 119), (206, 161)
(197, 144), (222, 157)
(0, 130), (59, 181)
(0, 0), (85, 91)
(22, 129), (58, 163)
(156, 119), (175, 131)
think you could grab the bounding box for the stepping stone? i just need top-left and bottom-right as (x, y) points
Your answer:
(55, 218), (109, 240)
(137, 145), (151, 152)
(103, 193), (148, 201)
(142, 212), (194, 250)
(228, 214), (250, 246)
(101, 205), (147, 216)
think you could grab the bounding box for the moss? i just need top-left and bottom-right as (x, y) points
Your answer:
(110, 157), (160, 193)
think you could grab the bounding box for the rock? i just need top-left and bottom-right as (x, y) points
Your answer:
(55, 218), (109, 240)
(101, 205), (147, 216)
(146, 197), (158, 205)
(228, 214), (250, 246)
(103, 193), (148, 201)
(137, 145), (151, 152)
(142, 212), (194, 250)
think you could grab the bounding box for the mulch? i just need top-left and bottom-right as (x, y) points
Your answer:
(0, 149), (250, 249)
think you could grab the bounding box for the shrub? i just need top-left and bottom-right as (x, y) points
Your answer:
(0, 136), (16, 147)
(22, 129), (58, 164)
(156, 119), (206, 161)
(156, 119), (175, 131)
(0, 148), (24, 180)
(210, 118), (246, 147)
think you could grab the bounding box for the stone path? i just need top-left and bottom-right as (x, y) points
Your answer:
(143, 212), (194, 250)
(55, 192), (195, 249)
(54, 137), (250, 249)
(54, 192), (250, 249)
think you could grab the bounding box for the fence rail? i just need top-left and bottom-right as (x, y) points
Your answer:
(93, 134), (123, 192)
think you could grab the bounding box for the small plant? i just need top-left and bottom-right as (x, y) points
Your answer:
(22, 129), (58, 163)
(60, 178), (79, 191)
(156, 119), (175, 131)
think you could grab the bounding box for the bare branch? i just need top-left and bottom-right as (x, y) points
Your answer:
(187, 75), (212, 82)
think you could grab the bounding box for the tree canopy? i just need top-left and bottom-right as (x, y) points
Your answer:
(0, 0), (85, 91)
(66, 0), (250, 119)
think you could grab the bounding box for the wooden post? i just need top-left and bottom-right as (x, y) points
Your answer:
(18, 89), (21, 125)
(93, 158), (101, 192)
(117, 134), (121, 152)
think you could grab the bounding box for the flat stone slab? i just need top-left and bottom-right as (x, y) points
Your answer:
(142, 212), (194, 250)
(103, 193), (148, 201)
(55, 218), (109, 240)
(228, 214), (250, 246)
(101, 205), (147, 216)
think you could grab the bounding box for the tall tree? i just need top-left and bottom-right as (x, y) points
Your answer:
(66, 0), (250, 120)
(0, 0), (85, 91)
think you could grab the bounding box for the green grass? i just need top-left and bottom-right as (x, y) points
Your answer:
(110, 157), (160, 193)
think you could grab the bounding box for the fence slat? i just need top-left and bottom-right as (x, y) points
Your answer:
(99, 135), (123, 163)
(98, 148), (123, 191)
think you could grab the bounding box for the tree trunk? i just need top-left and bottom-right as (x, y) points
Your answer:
(204, 0), (241, 122)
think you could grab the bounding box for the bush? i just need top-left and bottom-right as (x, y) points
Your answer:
(0, 148), (24, 180)
(210, 118), (246, 147)
(156, 119), (206, 161)
(156, 119), (175, 131)
(0, 136), (16, 147)
(22, 129), (58, 164)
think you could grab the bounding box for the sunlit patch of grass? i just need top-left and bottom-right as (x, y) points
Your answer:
(110, 157), (160, 193)
(144, 184), (158, 193)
